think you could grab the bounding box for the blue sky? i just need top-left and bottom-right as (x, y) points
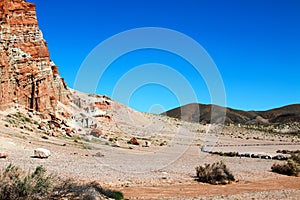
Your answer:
(29, 0), (300, 113)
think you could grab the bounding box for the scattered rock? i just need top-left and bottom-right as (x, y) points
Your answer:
(128, 137), (140, 145)
(0, 152), (8, 159)
(93, 152), (104, 157)
(113, 141), (120, 147)
(103, 134), (109, 139)
(52, 132), (59, 137)
(34, 148), (51, 158)
(90, 128), (102, 137)
(41, 135), (49, 140)
(95, 101), (111, 110)
(144, 141), (151, 147)
(66, 128), (72, 137)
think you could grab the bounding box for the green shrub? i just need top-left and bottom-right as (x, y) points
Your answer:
(0, 164), (124, 200)
(290, 153), (300, 165)
(195, 161), (235, 184)
(0, 164), (52, 200)
(271, 160), (299, 176)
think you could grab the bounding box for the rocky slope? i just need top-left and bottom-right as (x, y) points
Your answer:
(0, 0), (69, 118)
(0, 0), (173, 140)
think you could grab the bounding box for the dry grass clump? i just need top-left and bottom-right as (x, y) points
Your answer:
(195, 161), (235, 185)
(0, 164), (124, 200)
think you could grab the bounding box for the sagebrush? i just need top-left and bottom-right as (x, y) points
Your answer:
(195, 161), (235, 184)
(271, 151), (300, 176)
(271, 160), (299, 176)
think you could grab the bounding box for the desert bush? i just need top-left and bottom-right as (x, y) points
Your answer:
(0, 164), (124, 200)
(276, 150), (290, 154)
(210, 151), (239, 157)
(290, 153), (300, 165)
(0, 164), (52, 200)
(223, 152), (239, 157)
(195, 161), (235, 184)
(271, 160), (299, 176)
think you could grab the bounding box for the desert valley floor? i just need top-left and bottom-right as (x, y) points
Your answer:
(1, 103), (299, 199)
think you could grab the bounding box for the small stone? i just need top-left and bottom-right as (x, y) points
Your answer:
(144, 141), (151, 147)
(52, 132), (59, 137)
(66, 129), (72, 137)
(41, 135), (49, 140)
(94, 152), (104, 157)
(113, 141), (120, 147)
(0, 152), (8, 159)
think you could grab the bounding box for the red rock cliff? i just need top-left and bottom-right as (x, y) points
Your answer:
(0, 0), (69, 117)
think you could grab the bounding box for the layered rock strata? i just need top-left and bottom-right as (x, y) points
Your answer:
(0, 0), (69, 117)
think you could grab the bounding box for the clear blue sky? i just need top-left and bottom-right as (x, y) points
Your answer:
(29, 0), (300, 113)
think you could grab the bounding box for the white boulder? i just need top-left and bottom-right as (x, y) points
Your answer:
(34, 148), (51, 158)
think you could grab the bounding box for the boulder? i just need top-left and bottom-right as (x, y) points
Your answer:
(0, 152), (8, 159)
(34, 148), (51, 158)
(128, 137), (140, 145)
(90, 128), (102, 137)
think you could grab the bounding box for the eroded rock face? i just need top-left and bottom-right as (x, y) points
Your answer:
(0, 0), (69, 117)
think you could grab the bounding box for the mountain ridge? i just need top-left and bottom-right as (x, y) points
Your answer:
(162, 103), (300, 124)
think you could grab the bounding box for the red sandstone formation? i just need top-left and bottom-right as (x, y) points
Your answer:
(0, 0), (69, 117)
(95, 101), (111, 110)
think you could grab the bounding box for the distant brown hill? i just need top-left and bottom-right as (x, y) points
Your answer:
(162, 103), (300, 124)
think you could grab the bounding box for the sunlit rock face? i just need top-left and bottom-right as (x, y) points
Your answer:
(0, 0), (69, 117)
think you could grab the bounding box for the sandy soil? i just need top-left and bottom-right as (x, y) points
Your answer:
(118, 176), (300, 199)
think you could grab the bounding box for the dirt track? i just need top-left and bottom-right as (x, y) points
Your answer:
(118, 176), (300, 199)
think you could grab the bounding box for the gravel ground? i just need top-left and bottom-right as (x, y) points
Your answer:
(1, 110), (300, 199)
